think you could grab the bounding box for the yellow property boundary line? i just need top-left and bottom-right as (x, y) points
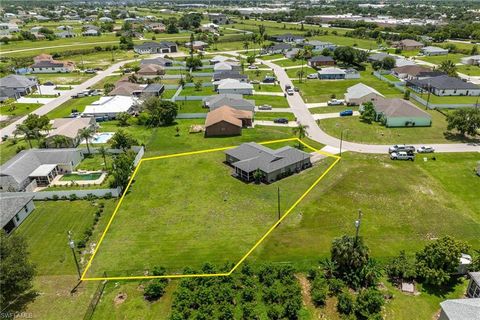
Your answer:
(81, 138), (340, 281)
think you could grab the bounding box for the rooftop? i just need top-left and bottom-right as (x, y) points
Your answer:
(0, 194), (34, 227)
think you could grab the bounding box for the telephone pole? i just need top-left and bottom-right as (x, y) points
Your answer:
(67, 231), (82, 279)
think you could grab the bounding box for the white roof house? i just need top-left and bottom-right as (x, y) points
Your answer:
(217, 79), (253, 95)
(209, 55), (238, 64)
(421, 46), (449, 56)
(461, 55), (480, 65)
(344, 83), (384, 105)
(213, 62), (237, 72)
(83, 96), (137, 118)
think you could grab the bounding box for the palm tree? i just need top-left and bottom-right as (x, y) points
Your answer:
(52, 135), (68, 148)
(98, 146), (108, 171)
(296, 69), (305, 83)
(13, 124), (34, 148)
(243, 39), (249, 53)
(292, 123), (309, 147)
(438, 59), (458, 77)
(79, 127), (94, 154)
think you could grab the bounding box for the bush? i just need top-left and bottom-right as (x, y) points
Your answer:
(144, 279), (167, 301)
(103, 192), (112, 199)
(16, 145), (26, 154)
(355, 288), (384, 320)
(310, 277), (328, 306)
(76, 239), (86, 249)
(69, 194), (78, 201)
(337, 291), (355, 315)
(52, 195), (59, 201)
(328, 278), (345, 296)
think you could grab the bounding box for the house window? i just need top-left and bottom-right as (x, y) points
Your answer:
(24, 205), (28, 213)
(15, 213), (20, 222)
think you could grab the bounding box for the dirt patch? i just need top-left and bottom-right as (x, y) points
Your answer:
(114, 292), (127, 306)
(296, 273), (322, 319)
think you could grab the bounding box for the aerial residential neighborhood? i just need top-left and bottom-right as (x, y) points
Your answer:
(0, 1), (479, 319)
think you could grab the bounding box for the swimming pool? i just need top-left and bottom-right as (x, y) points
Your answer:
(60, 173), (102, 181)
(90, 132), (114, 144)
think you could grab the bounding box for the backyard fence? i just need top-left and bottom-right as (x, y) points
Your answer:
(164, 84), (180, 90)
(83, 272), (108, 320)
(174, 95), (210, 101)
(183, 82), (213, 87)
(2, 187), (122, 200)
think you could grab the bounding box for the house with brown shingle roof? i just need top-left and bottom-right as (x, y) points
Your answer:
(108, 81), (144, 96)
(392, 65), (433, 80)
(137, 64), (165, 78)
(204, 106), (253, 137)
(46, 117), (97, 147)
(393, 39), (424, 51)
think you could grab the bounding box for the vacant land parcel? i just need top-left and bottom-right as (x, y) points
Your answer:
(84, 141), (336, 278)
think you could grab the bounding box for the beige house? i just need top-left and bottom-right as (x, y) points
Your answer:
(46, 117), (97, 147)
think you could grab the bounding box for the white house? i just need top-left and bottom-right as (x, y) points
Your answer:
(421, 46), (449, 56)
(461, 55), (480, 66)
(344, 83), (384, 105)
(217, 79), (253, 95)
(209, 55), (239, 64)
(407, 75), (480, 96)
(83, 96), (138, 119)
(317, 67), (360, 80)
(305, 40), (336, 51)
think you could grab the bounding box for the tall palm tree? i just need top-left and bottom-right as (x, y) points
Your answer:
(14, 124), (34, 148)
(98, 146), (108, 171)
(438, 59), (458, 77)
(52, 135), (68, 148)
(79, 127), (94, 154)
(292, 123), (309, 147)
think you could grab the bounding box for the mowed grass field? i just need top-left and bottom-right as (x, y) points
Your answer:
(317, 109), (479, 144)
(85, 146), (336, 277)
(253, 152), (480, 268)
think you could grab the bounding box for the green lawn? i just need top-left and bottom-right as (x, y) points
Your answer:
(309, 106), (359, 114)
(47, 96), (100, 118)
(175, 100), (206, 113)
(318, 109), (478, 144)
(286, 66), (316, 79)
(16, 200), (117, 275)
(97, 118), (297, 158)
(253, 83), (282, 92)
(253, 152), (480, 268)
(261, 53), (286, 60)
(414, 91), (480, 105)
(161, 89), (179, 99)
(85, 147), (336, 277)
(275, 59), (307, 68)
(255, 112), (295, 121)
(68, 50), (136, 70)
(89, 74), (122, 90)
(35, 72), (94, 85)
(245, 69), (276, 82)
(178, 85), (216, 96)
(293, 67), (402, 103)
(253, 95), (290, 108)
(457, 64), (480, 76)
(416, 53), (466, 65)
(0, 103), (42, 117)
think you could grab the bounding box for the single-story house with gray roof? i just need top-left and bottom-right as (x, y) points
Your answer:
(438, 298), (480, 320)
(203, 94), (255, 112)
(467, 272), (480, 298)
(265, 43), (293, 54)
(134, 41), (178, 54)
(225, 142), (312, 183)
(0, 75), (38, 100)
(421, 46), (449, 56)
(0, 148), (83, 192)
(407, 75), (480, 96)
(0, 193), (35, 234)
(367, 97), (432, 127)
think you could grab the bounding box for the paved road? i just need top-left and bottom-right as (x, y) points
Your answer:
(261, 59), (480, 154)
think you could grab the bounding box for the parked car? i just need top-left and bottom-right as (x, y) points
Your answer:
(43, 81), (55, 86)
(417, 146), (435, 153)
(89, 89), (101, 96)
(390, 151), (415, 161)
(328, 99), (344, 106)
(307, 73), (318, 79)
(388, 144), (415, 154)
(273, 118), (289, 124)
(286, 88), (294, 95)
(284, 84), (292, 90)
(339, 109), (353, 117)
(258, 104), (272, 110)
(248, 65), (258, 69)
(84, 69), (96, 74)
(250, 80), (260, 84)
(293, 87), (299, 92)
(263, 76), (276, 83)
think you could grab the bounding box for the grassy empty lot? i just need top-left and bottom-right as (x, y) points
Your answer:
(176, 100), (205, 113)
(85, 146), (335, 277)
(0, 103), (42, 118)
(179, 85), (216, 96)
(35, 72), (94, 85)
(309, 105), (359, 114)
(47, 96), (99, 118)
(457, 64), (480, 76)
(286, 66), (316, 78)
(253, 83), (282, 92)
(416, 53), (465, 65)
(89, 74), (122, 90)
(68, 50), (135, 70)
(253, 95), (290, 108)
(255, 112), (295, 121)
(318, 109), (478, 144)
(254, 152), (480, 267)
(293, 67), (402, 103)
(275, 59), (307, 68)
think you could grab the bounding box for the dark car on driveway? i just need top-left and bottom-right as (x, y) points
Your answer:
(273, 118), (289, 124)
(339, 109), (353, 117)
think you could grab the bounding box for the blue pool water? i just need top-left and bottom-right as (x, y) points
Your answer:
(92, 132), (114, 144)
